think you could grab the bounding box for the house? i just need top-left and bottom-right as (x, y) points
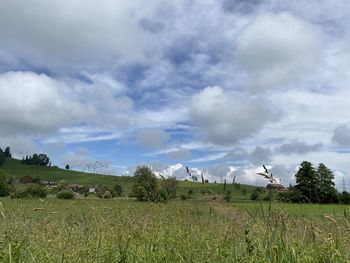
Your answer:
(19, 175), (33, 184)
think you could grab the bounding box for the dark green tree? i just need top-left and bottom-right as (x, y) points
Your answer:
(65, 164), (70, 170)
(0, 171), (10, 196)
(317, 163), (337, 203)
(132, 166), (162, 202)
(0, 152), (5, 166)
(295, 161), (319, 203)
(4, 147), (11, 158)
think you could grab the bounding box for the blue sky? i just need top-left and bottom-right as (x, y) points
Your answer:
(1, 0), (350, 188)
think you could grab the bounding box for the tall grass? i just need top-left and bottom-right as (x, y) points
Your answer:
(0, 199), (349, 262)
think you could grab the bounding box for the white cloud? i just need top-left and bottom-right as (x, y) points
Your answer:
(236, 13), (322, 91)
(0, 1), (183, 70)
(190, 86), (279, 145)
(0, 71), (89, 135)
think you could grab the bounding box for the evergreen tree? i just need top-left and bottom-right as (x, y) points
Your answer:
(317, 163), (337, 203)
(4, 147), (11, 158)
(295, 161), (319, 203)
(0, 153), (4, 166)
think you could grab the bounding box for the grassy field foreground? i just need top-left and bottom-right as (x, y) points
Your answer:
(0, 199), (350, 262)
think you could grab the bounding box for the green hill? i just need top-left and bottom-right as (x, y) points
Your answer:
(0, 158), (257, 197)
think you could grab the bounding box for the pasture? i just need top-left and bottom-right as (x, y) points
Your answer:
(0, 198), (349, 263)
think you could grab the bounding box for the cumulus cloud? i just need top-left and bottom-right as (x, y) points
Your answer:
(277, 141), (323, 154)
(236, 13), (322, 91)
(332, 124), (350, 146)
(0, 71), (89, 135)
(190, 86), (279, 145)
(137, 128), (170, 148)
(0, 1), (181, 70)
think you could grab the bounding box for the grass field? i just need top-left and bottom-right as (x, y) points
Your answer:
(0, 198), (350, 263)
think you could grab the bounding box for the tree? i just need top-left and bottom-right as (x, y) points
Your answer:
(22, 153), (50, 166)
(132, 166), (162, 202)
(65, 164), (70, 170)
(4, 147), (11, 158)
(317, 163), (337, 203)
(295, 161), (319, 203)
(0, 171), (10, 196)
(0, 152), (5, 166)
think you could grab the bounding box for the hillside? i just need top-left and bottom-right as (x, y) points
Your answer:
(0, 158), (257, 197)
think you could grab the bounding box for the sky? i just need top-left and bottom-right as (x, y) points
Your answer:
(1, 0), (350, 188)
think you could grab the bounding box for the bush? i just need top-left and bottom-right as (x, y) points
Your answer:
(339, 191), (350, 204)
(162, 177), (177, 198)
(12, 184), (47, 198)
(263, 191), (273, 201)
(277, 189), (302, 203)
(103, 190), (112, 199)
(57, 189), (75, 199)
(113, 184), (123, 197)
(224, 194), (231, 202)
(0, 171), (10, 197)
(250, 190), (260, 201)
(180, 194), (187, 200)
(135, 186), (148, 201)
(188, 189), (193, 195)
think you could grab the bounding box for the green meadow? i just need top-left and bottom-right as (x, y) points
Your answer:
(0, 198), (350, 263)
(1, 159), (349, 262)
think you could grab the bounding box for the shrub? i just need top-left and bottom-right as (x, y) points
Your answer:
(250, 190), (260, 201)
(161, 177), (177, 198)
(113, 184), (123, 197)
(135, 186), (148, 201)
(188, 189), (193, 195)
(0, 171), (10, 197)
(180, 194), (187, 200)
(57, 189), (75, 199)
(277, 189), (302, 203)
(103, 190), (112, 199)
(224, 194), (231, 202)
(263, 191), (273, 201)
(338, 191), (350, 204)
(12, 184), (47, 198)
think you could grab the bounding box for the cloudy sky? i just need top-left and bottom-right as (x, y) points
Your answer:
(1, 0), (350, 188)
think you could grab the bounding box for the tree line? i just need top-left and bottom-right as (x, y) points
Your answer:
(278, 161), (343, 204)
(21, 153), (50, 166)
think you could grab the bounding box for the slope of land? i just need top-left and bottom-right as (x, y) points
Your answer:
(0, 158), (257, 197)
